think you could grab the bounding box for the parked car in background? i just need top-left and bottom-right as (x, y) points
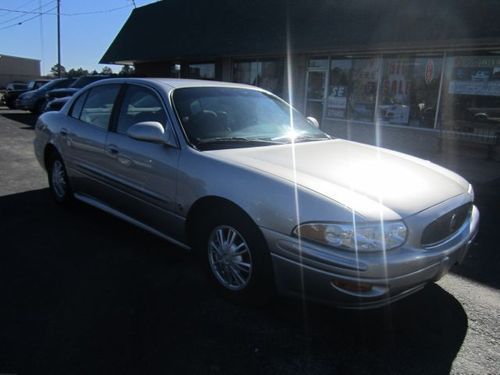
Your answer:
(44, 75), (111, 111)
(17, 78), (75, 114)
(1, 82), (27, 107)
(4, 82), (28, 91)
(2, 79), (49, 109)
(33, 78), (479, 308)
(44, 96), (71, 112)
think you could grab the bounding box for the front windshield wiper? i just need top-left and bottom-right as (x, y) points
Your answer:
(195, 137), (282, 146)
(271, 134), (331, 142)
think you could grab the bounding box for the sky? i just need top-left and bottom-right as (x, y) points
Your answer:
(0, 0), (159, 75)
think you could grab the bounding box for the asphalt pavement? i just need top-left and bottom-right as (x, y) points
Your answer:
(0, 108), (499, 375)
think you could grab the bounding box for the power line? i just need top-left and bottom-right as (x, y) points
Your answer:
(0, 0), (56, 27)
(0, 5), (56, 31)
(63, 4), (132, 16)
(0, 0), (38, 18)
(0, 4), (132, 17)
(0, 2), (133, 31)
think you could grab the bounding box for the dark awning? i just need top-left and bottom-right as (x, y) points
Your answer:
(101, 0), (500, 64)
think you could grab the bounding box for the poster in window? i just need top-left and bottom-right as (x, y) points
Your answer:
(448, 56), (500, 97)
(326, 86), (347, 118)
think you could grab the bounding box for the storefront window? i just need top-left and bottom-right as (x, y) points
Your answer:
(325, 58), (380, 122)
(349, 58), (380, 121)
(309, 54), (444, 127)
(233, 60), (284, 97)
(440, 54), (500, 134)
(188, 63), (215, 80)
(379, 55), (442, 127)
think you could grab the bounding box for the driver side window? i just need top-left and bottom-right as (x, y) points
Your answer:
(116, 85), (167, 135)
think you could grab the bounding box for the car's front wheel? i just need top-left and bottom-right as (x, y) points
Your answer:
(48, 154), (73, 205)
(197, 209), (274, 304)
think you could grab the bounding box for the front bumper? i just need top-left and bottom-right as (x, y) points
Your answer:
(263, 203), (479, 309)
(16, 97), (35, 110)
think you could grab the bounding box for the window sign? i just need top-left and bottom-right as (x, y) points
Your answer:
(326, 60), (351, 118)
(447, 56), (500, 97)
(440, 54), (500, 132)
(379, 57), (412, 125)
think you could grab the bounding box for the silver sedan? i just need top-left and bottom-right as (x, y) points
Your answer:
(33, 78), (479, 308)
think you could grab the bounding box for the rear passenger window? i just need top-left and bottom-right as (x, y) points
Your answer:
(116, 85), (167, 135)
(70, 91), (88, 119)
(79, 85), (120, 130)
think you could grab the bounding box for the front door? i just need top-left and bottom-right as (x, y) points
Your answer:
(101, 84), (182, 239)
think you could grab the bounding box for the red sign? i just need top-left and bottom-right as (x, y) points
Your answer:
(425, 59), (434, 84)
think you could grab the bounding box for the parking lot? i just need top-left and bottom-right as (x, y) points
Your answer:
(0, 107), (499, 374)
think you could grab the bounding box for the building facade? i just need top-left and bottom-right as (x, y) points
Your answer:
(0, 54), (40, 88)
(101, 0), (500, 159)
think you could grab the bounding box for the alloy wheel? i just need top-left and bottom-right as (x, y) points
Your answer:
(51, 159), (67, 199)
(207, 225), (253, 291)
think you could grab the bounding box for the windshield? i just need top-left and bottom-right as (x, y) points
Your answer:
(28, 80), (48, 90)
(70, 76), (105, 89)
(172, 87), (329, 150)
(8, 83), (27, 90)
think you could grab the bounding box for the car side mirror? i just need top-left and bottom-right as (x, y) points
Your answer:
(307, 116), (320, 128)
(127, 121), (177, 147)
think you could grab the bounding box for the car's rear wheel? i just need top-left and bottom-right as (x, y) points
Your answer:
(32, 99), (46, 115)
(197, 208), (274, 304)
(48, 154), (73, 205)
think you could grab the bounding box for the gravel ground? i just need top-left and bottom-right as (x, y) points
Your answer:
(0, 108), (498, 375)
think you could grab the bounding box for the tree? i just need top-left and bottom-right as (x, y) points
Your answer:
(118, 65), (135, 77)
(100, 66), (113, 75)
(67, 67), (89, 78)
(50, 63), (66, 77)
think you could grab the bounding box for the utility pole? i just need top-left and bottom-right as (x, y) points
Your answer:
(57, 0), (61, 77)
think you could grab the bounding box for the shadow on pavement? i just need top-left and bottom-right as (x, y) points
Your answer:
(0, 189), (468, 374)
(451, 177), (500, 289)
(1, 111), (38, 127)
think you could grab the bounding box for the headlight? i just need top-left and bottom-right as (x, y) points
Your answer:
(468, 184), (474, 202)
(293, 221), (407, 252)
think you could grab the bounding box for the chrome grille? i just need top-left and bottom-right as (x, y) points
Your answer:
(421, 203), (472, 247)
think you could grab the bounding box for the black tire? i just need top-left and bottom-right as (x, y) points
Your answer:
(195, 207), (274, 304)
(31, 99), (46, 115)
(47, 153), (74, 205)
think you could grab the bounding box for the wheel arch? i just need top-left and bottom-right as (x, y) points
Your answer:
(43, 143), (61, 170)
(184, 195), (262, 248)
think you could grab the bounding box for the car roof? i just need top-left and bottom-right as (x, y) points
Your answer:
(88, 77), (260, 91)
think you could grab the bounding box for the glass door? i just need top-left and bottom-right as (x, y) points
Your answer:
(305, 70), (327, 124)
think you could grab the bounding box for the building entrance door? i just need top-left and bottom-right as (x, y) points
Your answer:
(305, 70), (327, 125)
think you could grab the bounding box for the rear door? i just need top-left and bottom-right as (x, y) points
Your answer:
(61, 84), (122, 201)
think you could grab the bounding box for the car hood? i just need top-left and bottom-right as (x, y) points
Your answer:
(19, 90), (36, 98)
(47, 88), (78, 97)
(208, 139), (469, 219)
